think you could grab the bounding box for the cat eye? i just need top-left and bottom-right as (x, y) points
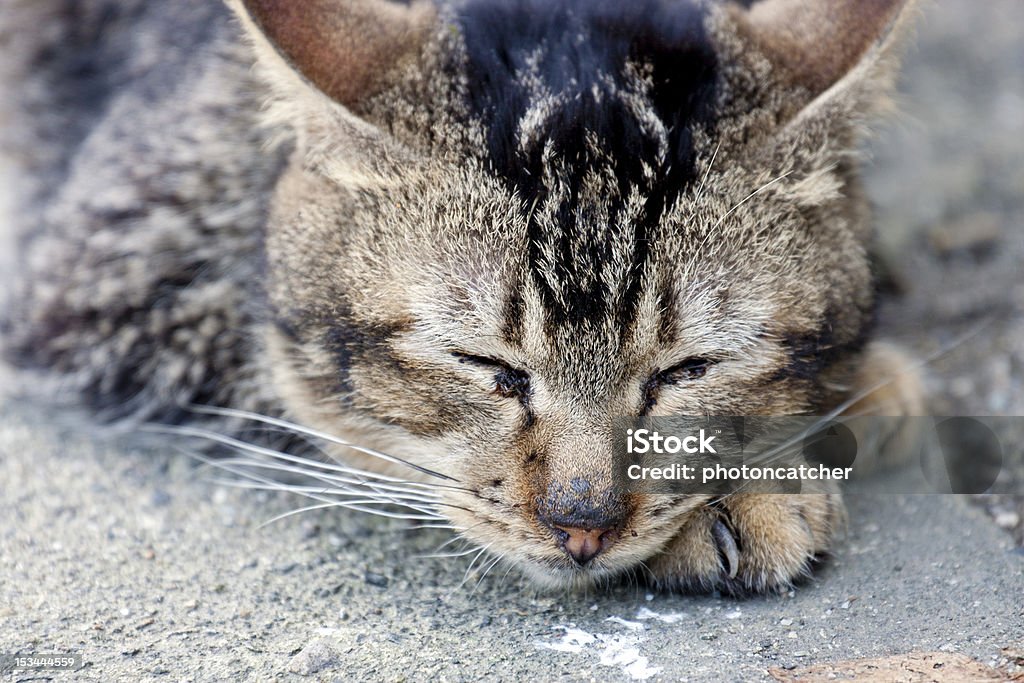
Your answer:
(452, 352), (532, 400)
(662, 357), (716, 381)
(642, 357), (717, 413)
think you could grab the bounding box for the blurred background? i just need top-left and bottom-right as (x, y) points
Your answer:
(862, 0), (1024, 540)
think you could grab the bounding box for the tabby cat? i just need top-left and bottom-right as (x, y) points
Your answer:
(1, 0), (922, 592)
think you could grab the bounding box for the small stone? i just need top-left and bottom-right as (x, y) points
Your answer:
(994, 511), (1020, 529)
(928, 212), (1001, 256)
(288, 638), (341, 676)
(364, 572), (389, 588)
(779, 618), (794, 626)
(151, 489), (172, 507)
(314, 584), (344, 599)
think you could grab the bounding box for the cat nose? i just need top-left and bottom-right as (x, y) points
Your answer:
(550, 525), (619, 566)
(536, 477), (629, 565)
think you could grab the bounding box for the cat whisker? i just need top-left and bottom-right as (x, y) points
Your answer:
(257, 501), (390, 529)
(456, 544), (493, 592)
(419, 545), (488, 560)
(145, 422), (476, 499)
(177, 445), (448, 522)
(212, 479), (445, 521)
(635, 559), (657, 586)
(427, 523), (486, 555)
(236, 489), (441, 521)
(498, 560), (519, 592)
(210, 458), (479, 517)
(208, 472), (441, 516)
(693, 140), (722, 207)
(156, 425), (448, 508)
(711, 169), (794, 231)
(212, 456), (444, 505)
(179, 403), (461, 483)
(472, 553), (505, 594)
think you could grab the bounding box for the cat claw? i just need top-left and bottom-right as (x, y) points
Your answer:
(711, 518), (740, 579)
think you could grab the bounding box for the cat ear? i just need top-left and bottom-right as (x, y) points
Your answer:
(730, 0), (915, 110)
(234, 0), (436, 109)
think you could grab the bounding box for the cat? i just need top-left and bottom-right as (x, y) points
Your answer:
(0, 0), (923, 593)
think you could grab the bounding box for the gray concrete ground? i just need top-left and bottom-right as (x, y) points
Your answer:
(2, 0), (1023, 681)
(0, 401), (1021, 682)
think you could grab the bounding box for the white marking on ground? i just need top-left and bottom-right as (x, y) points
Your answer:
(605, 616), (645, 631)
(535, 625), (661, 680)
(635, 606), (689, 624)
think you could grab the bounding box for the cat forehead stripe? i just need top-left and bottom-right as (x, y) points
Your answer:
(453, 0), (720, 331)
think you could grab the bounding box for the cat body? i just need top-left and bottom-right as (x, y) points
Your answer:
(1, 0), (922, 592)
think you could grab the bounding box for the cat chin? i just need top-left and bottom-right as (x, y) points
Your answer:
(511, 554), (636, 591)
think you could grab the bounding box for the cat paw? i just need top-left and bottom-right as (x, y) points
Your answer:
(645, 493), (844, 594)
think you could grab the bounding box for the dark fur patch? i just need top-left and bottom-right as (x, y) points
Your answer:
(454, 0), (720, 330)
(770, 302), (877, 395)
(499, 285), (526, 346)
(320, 309), (409, 398)
(535, 477), (631, 530)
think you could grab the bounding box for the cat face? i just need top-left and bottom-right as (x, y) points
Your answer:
(236, 0), (911, 584)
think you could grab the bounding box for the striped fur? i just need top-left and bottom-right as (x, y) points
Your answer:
(2, 0), (923, 592)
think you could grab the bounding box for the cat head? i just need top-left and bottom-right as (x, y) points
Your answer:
(231, 0), (915, 586)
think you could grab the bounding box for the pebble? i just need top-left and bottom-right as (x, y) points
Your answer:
(928, 212), (1001, 256)
(994, 511), (1020, 529)
(288, 638), (341, 676)
(150, 489), (172, 507)
(314, 584), (344, 599)
(365, 571), (389, 588)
